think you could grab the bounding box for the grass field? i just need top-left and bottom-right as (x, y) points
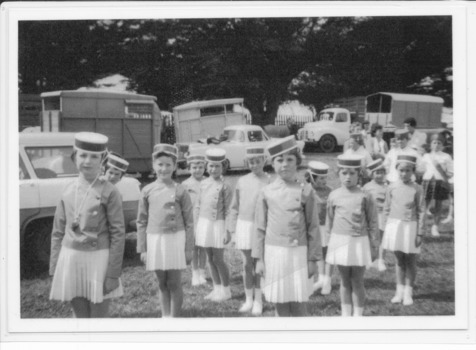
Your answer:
(20, 153), (455, 318)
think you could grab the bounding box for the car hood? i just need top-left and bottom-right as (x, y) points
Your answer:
(303, 121), (334, 129)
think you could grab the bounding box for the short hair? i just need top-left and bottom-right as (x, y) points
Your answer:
(370, 124), (383, 137)
(271, 148), (302, 166)
(70, 149), (107, 163)
(430, 133), (445, 144)
(404, 117), (417, 127)
(396, 162), (416, 171)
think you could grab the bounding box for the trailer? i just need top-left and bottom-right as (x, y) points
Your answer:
(40, 90), (161, 176)
(365, 92), (444, 131)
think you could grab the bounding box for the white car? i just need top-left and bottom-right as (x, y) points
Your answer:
(187, 125), (305, 173)
(19, 132), (140, 269)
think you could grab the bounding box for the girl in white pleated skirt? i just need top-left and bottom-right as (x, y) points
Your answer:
(381, 155), (425, 306)
(325, 155), (379, 317)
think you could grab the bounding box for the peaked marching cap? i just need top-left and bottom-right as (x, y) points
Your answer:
(337, 154), (363, 168)
(74, 132), (108, 154)
(152, 143), (178, 158)
(205, 148), (226, 163)
(267, 135), (299, 158)
(366, 158), (385, 172)
(186, 154), (207, 164)
(107, 153), (129, 172)
(245, 145), (267, 158)
(396, 154), (417, 165)
(308, 161), (329, 176)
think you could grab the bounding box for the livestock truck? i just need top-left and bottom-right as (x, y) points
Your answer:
(40, 90), (162, 177)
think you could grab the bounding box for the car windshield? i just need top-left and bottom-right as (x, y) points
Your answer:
(317, 112), (334, 121)
(25, 146), (78, 178)
(223, 130), (245, 142)
(248, 130), (266, 142)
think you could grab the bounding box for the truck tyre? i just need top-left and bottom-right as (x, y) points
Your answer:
(319, 135), (337, 153)
(23, 219), (52, 272)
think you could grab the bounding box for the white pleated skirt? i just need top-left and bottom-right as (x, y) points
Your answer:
(195, 217), (226, 248)
(262, 245), (311, 303)
(319, 225), (329, 248)
(325, 233), (372, 267)
(382, 218), (421, 254)
(50, 246), (123, 304)
(234, 219), (254, 250)
(146, 231), (186, 271)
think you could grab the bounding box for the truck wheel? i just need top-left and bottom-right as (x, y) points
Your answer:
(319, 135), (337, 153)
(222, 159), (230, 175)
(23, 219), (52, 272)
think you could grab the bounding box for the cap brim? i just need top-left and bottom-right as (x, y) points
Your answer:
(269, 145), (299, 159)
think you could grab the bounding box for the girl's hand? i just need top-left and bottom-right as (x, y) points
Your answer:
(103, 277), (119, 295)
(415, 235), (422, 248)
(307, 261), (317, 278)
(255, 259), (265, 278)
(223, 231), (231, 245)
(140, 252), (147, 264)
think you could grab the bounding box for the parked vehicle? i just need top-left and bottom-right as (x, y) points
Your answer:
(39, 90), (162, 177)
(297, 107), (355, 153)
(187, 125), (304, 173)
(19, 132), (140, 270)
(172, 98), (251, 167)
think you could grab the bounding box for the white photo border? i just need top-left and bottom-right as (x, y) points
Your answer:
(1, 0), (475, 344)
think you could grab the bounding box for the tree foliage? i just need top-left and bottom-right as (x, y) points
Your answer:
(19, 16), (452, 125)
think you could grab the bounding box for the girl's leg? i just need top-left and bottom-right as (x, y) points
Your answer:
(442, 192), (453, 223)
(205, 248), (221, 299)
(239, 250), (254, 312)
(275, 303), (291, 317)
(392, 252), (406, 303)
(337, 265), (353, 316)
(90, 299), (110, 318)
(167, 270), (183, 317)
(252, 258), (263, 315)
(321, 248), (333, 295)
(211, 248), (231, 301)
(403, 254), (418, 306)
(350, 266), (366, 316)
(431, 200), (443, 236)
(290, 302), (307, 317)
(71, 297), (91, 318)
(377, 230), (387, 271)
(313, 260), (325, 291)
(155, 270), (171, 317)
(198, 247), (207, 280)
(191, 246), (200, 285)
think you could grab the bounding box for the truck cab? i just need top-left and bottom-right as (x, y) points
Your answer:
(297, 107), (352, 152)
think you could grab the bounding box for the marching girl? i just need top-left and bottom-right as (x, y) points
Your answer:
(325, 155), (379, 317)
(194, 148), (233, 302)
(136, 144), (194, 317)
(253, 136), (321, 317)
(421, 134), (454, 237)
(306, 161), (335, 295)
(103, 152), (129, 185)
(182, 154), (208, 286)
(363, 157), (389, 271)
(228, 146), (271, 315)
(49, 132), (125, 318)
(382, 155), (426, 306)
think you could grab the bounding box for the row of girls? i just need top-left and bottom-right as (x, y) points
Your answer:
(48, 125), (453, 318)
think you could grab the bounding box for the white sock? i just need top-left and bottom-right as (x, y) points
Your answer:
(341, 304), (352, 317)
(403, 285), (414, 305)
(244, 288), (253, 303)
(353, 306), (364, 317)
(391, 284), (404, 303)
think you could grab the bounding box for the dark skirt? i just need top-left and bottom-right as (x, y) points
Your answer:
(423, 179), (450, 201)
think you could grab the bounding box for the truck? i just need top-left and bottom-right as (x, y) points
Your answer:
(39, 90), (162, 177)
(19, 132), (141, 271)
(172, 98), (251, 167)
(297, 107), (355, 153)
(298, 92), (447, 152)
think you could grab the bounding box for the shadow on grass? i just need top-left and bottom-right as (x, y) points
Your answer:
(364, 278), (396, 291)
(417, 259), (454, 269)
